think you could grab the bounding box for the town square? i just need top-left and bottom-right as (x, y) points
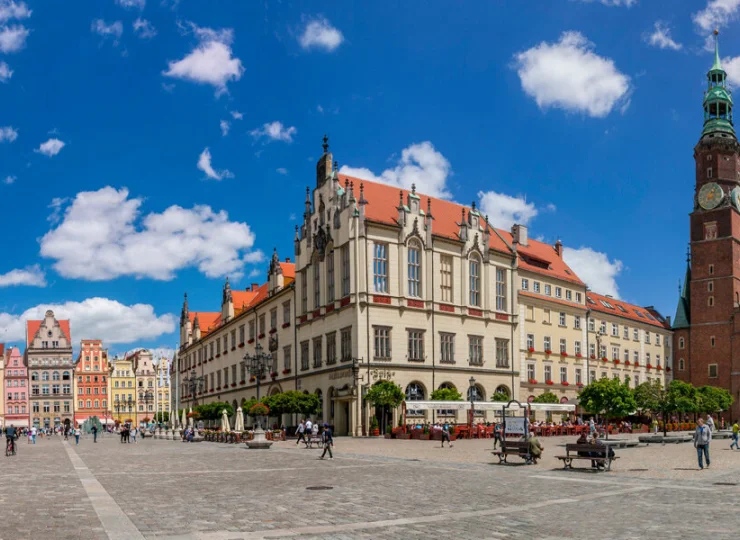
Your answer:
(4, 0), (740, 538)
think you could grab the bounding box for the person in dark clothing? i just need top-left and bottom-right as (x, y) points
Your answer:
(92, 425), (98, 443)
(319, 423), (333, 459)
(493, 423), (503, 449)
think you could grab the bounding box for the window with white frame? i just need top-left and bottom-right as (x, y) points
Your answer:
(575, 341), (581, 355)
(599, 344), (606, 358)
(656, 354), (661, 366)
(408, 330), (424, 361)
(655, 334), (661, 346)
(634, 375), (639, 386)
(612, 346), (619, 360)
(469, 336), (483, 365)
(495, 339), (509, 368)
(469, 255), (481, 306)
(545, 284), (552, 296)
(555, 287), (562, 298)
(440, 255), (453, 302)
(521, 278), (529, 291)
(496, 268), (506, 311)
(544, 336), (551, 351)
(527, 364), (536, 381)
(566, 290), (572, 301)
(624, 349), (629, 362)
(559, 312), (566, 326)
(341, 245), (351, 297)
(544, 365), (552, 382)
(373, 242), (389, 293)
(574, 316), (581, 329)
(407, 241), (421, 297)
(589, 370), (596, 383)
(526, 334), (534, 350)
(374, 327), (391, 359)
(611, 323), (618, 336)
(560, 338), (567, 354)
(600, 321), (606, 334)
(440, 333), (455, 363)
(623, 326), (629, 339)
(645, 332), (651, 344)
(646, 352), (651, 364)
(576, 292), (582, 303)
(634, 351), (639, 363)
(560, 366), (568, 383)
(633, 328), (639, 341)
(326, 251), (335, 303)
(588, 318), (595, 331)
(533, 282), (541, 293)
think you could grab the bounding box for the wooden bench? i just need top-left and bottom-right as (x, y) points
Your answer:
(492, 440), (532, 464)
(555, 443), (619, 471)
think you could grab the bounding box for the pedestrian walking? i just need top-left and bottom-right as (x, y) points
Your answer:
(319, 423), (333, 459)
(440, 423), (453, 448)
(131, 427), (138, 443)
(731, 422), (739, 450)
(296, 419), (307, 446)
(493, 422), (503, 449)
(706, 414), (716, 433)
(92, 425), (98, 443)
(694, 418), (712, 469)
(31, 426), (36, 445)
(74, 427), (81, 445)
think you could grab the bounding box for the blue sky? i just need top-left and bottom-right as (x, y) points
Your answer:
(0, 0), (736, 354)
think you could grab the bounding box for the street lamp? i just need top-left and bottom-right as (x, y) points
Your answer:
(468, 376), (476, 428)
(241, 342), (273, 429)
(183, 370), (205, 406)
(142, 390), (154, 426)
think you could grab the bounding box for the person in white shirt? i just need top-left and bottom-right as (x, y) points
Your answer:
(296, 419), (307, 446)
(31, 426), (37, 445)
(305, 419), (313, 436)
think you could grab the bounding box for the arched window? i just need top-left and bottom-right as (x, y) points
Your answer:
(94, 400), (99, 408)
(41, 372), (49, 381)
(406, 382), (425, 417)
(313, 259), (321, 309)
(407, 241), (421, 297)
(678, 337), (685, 349)
(679, 358), (685, 370)
(469, 254), (481, 306)
(467, 384), (485, 416)
(86, 400), (91, 408)
(31, 372), (39, 381)
(494, 385), (510, 399)
(52, 371), (60, 381)
(62, 371), (70, 380)
(326, 250), (335, 303)
(437, 383), (456, 416)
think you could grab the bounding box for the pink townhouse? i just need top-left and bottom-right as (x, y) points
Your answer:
(5, 346), (29, 428)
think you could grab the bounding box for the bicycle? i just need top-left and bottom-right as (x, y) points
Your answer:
(5, 436), (16, 457)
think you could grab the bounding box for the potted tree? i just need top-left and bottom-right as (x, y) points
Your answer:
(365, 380), (405, 435)
(370, 416), (380, 436)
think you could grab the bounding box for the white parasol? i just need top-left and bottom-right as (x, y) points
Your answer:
(234, 407), (244, 432)
(181, 408), (187, 428)
(220, 409), (229, 432)
(188, 407), (194, 427)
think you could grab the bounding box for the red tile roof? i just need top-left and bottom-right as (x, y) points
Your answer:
(280, 262), (296, 280)
(518, 290), (585, 311)
(586, 291), (670, 330)
(343, 175), (583, 286)
(26, 319), (71, 346)
(188, 312), (221, 335)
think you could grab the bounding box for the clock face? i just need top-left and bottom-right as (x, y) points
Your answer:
(731, 187), (740, 212)
(699, 182), (724, 210)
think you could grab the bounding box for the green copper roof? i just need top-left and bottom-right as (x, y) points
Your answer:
(673, 262), (691, 329)
(701, 31), (735, 138)
(704, 85), (733, 104)
(711, 31), (722, 72)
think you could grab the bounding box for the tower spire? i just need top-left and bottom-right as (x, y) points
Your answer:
(712, 29), (721, 72)
(702, 28), (735, 138)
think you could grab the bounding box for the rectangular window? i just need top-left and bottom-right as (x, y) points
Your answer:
(313, 337), (322, 369)
(559, 338), (567, 354)
(259, 314), (265, 335)
(544, 284), (551, 296)
(374, 327), (391, 359)
(326, 332), (337, 365)
(440, 255), (453, 302)
(408, 330), (424, 361)
(301, 341), (309, 371)
(555, 287), (562, 298)
(589, 370), (596, 383)
(575, 368), (582, 385)
(469, 336), (483, 365)
(521, 278), (529, 291)
(588, 318), (595, 331)
(612, 346), (619, 360)
(313, 263), (321, 308)
(341, 245), (351, 297)
(224, 367), (229, 387)
(646, 352), (651, 364)
(469, 257), (480, 306)
(544, 336), (551, 352)
(634, 375), (639, 386)
(600, 321), (606, 334)
(611, 323), (618, 337)
(341, 327), (352, 362)
(495, 268), (506, 311)
(543, 308), (551, 324)
(655, 334), (661, 346)
(408, 245), (421, 297)
(559, 312), (566, 326)
(527, 364), (536, 381)
(301, 270), (308, 313)
(623, 326), (629, 339)
(231, 330), (236, 349)
(560, 366), (568, 383)
(575, 341), (581, 355)
(216, 339), (221, 355)
(645, 332), (651, 344)
(624, 349), (629, 362)
(268, 309), (276, 331)
(633, 329), (639, 341)
(440, 333), (455, 364)
(533, 282), (541, 293)
(495, 339), (509, 368)
(373, 242), (389, 293)
(566, 290), (572, 301)
(656, 354), (661, 366)
(576, 292), (582, 303)
(283, 302), (291, 325)
(544, 365), (552, 382)
(327, 250), (335, 303)
(249, 321), (255, 340)
(526, 334), (534, 350)
(574, 316), (581, 329)
(283, 345), (291, 370)
(634, 351), (639, 363)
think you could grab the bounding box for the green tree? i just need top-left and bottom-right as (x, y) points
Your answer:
(578, 378), (637, 439)
(490, 392), (511, 403)
(532, 392), (559, 404)
(366, 380), (405, 433)
(633, 380), (662, 416)
(154, 412), (170, 423)
(697, 385), (733, 415)
(430, 387), (463, 401)
(194, 401), (234, 423)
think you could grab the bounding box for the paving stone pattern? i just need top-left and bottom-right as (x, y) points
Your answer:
(2, 431), (740, 539)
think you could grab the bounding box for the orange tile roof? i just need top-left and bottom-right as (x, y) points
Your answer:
(342, 175), (582, 285)
(518, 290), (586, 311)
(280, 262), (296, 280)
(188, 312), (221, 335)
(26, 319), (71, 346)
(586, 291), (670, 330)
(232, 290), (259, 310)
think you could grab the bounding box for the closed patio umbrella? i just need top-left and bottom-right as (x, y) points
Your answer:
(188, 407), (193, 427)
(221, 409), (229, 432)
(234, 407), (244, 432)
(181, 408), (187, 428)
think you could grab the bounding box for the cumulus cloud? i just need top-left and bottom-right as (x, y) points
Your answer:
(163, 21), (243, 96)
(340, 141), (452, 199)
(693, 0), (740, 32)
(0, 125), (17, 142)
(645, 21), (682, 50)
(0, 61), (12, 81)
(35, 138), (65, 157)
(478, 191), (540, 230)
(3, 175), (15, 184)
(299, 17), (344, 51)
(0, 298), (175, 344)
(197, 147), (233, 180)
(249, 121), (296, 143)
(39, 186), (259, 280)
(514, 31), (631, 118)
(0, 1), (31, 23)
(133, 18), (156, 39)
(220, 119), (230, 136)
(563, 246), (623, 298)
(91, 19), (123, 44)
(577, 0), (636, 5)
(723, 55), (740, 85)
(230, 110), (243, 120)
(0, 264), (45, 287)
(116, 0), (145, 9)
(0, 24), (29, 53)
(276, 167), (288, 175)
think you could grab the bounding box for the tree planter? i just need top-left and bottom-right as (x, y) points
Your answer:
(384, 434), (391, 439)
(371, 429), (380, 436)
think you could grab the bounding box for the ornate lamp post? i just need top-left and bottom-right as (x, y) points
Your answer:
(183, 370), (205, 406)
(241, 342), (274, 449)
(142, 390), (154, 426)
(468, 376), (476, 428)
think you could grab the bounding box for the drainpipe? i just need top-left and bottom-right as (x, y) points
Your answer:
(431, 245), (436, 424)
(364, 228), (371, 437)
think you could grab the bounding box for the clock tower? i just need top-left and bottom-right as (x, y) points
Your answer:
(674, 30), (740, 421)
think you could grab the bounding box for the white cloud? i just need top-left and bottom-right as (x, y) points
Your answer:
(340, 141), (452, 199)
(0, 264), (45, 287)
(724, 55), (740, 85)
(276, 167), (288, 175)
(0, 61), (12, 82)
(514, 31), (631, 118)
(693, 0), (740, 32)
(197, 148), (233, 181)
(3, 175), (15, 184)
(163, 22), (243, 96)
(220, 119), (230, 136)
(0, 298), (175, 345)
(116, 0), (145, 9)
(478, 191), (539, 230)
(161, 82), (175, 93)
(91, 19), (123, 45)
(39, 186), (260, 281)
(0, 1), (31, 23)
(35, 138), (65, 157)
(249, 121), (296, 143)
(133, 18), (157, 39)
(299, 17), (343, 51)
(248, 268), (260, 278)
(316, 104), (324, 114)
(563, 246), (623, 298)
(0, 24), (29, 53)
(645, 21), (682, 50)
(0, 125), (17, 142)
(230, 110), (243, 120)
(577, 0), (637, 6)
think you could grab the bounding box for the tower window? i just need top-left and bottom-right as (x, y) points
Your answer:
(707, 168), (713, 178)
(709, 264), (714, 275)
(706, 154), (712, 160)
(709, 364), (718, 378)
(708, 281), (714, 292)
(708, 296), (715, 307)
(679, 358), (685, 371)
(678, 337), (685, 349)
(711, 336), (716, 347)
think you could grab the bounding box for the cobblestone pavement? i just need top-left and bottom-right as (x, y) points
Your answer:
(2, 432), (740, 539)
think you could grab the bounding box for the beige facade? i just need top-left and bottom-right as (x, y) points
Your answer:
(132, 350), (156, 425)
(110, 356), (136, 423)
(154, 357), (171, 422)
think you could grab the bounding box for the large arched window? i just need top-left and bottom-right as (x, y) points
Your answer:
(326, 249), (335, 303)
(494, 385), (510, 399)
(437, 382), (456, 416)
(406, 382), (425, 416)
(469, 254), (481, 306)
(407, 241), (421, 297)
(678, 337), (685, 349)
(679, 358), (685, 371)
(52, 371), (60, 381)
(467, 384), (485, 416)
(62, 371), (70, 380)
(41, 372), (49, 381)
(31, 372), (39, 381)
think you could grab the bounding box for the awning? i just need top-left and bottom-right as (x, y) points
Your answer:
(404, 401), (575, 412)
